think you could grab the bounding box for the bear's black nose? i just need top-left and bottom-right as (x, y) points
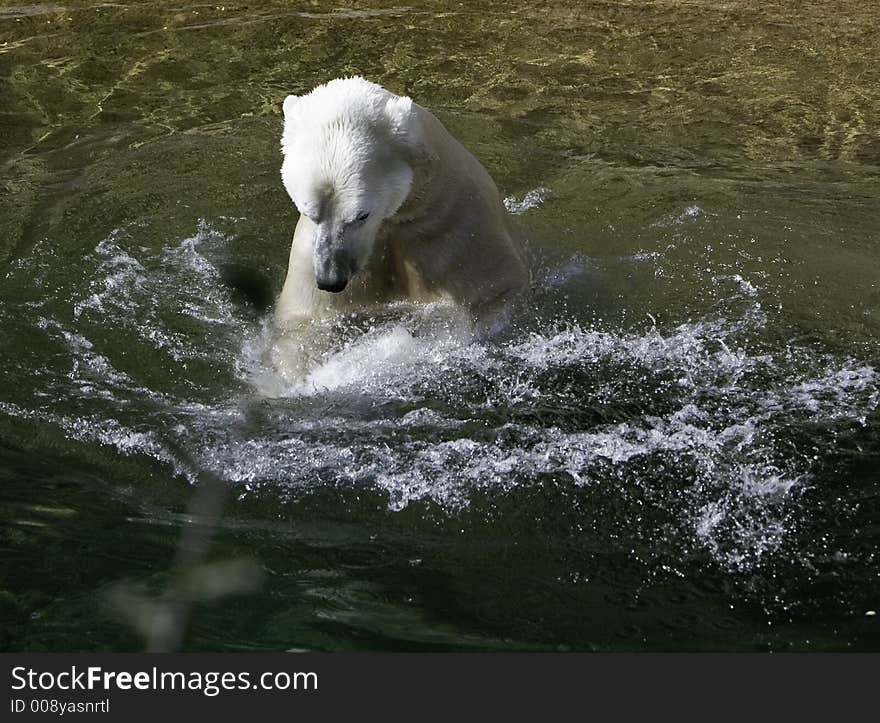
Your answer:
(316, 279), (348, 293)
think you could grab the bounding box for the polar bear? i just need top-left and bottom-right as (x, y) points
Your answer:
(275, 77), (528, 334)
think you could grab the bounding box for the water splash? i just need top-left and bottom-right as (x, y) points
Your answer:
(2, 218), (878, 581)
(504, 187), (552, 215)
(71, 220), (244, 363)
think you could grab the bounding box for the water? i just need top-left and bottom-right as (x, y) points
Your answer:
(1, 0), (879, 651)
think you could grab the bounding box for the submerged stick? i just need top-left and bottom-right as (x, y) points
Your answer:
(146, 442), (229, 653)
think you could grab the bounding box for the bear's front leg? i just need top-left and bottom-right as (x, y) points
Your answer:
(275, 215), (335, 327)
(275, 215), (400, 330)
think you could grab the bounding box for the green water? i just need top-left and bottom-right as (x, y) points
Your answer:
(1, 0), (878, 651)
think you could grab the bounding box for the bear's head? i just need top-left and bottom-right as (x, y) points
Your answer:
(280, 77), (425, 293)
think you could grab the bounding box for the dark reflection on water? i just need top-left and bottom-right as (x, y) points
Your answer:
(1, 1), (879, 651)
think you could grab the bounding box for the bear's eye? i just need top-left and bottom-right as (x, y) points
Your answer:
(296, 204), (319, 222)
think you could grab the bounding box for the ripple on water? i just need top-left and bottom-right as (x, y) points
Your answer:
(2, 219), (878, 581)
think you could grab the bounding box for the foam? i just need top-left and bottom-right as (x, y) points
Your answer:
(4, 218), (878, 577)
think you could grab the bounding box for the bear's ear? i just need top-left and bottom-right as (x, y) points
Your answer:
(282, 94), (301, 121)
(384, 95), (425, 155)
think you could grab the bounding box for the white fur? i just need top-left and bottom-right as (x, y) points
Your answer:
(276, 77), (528, 336)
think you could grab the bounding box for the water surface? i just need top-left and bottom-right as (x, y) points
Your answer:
(1, 0), (878, 651)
